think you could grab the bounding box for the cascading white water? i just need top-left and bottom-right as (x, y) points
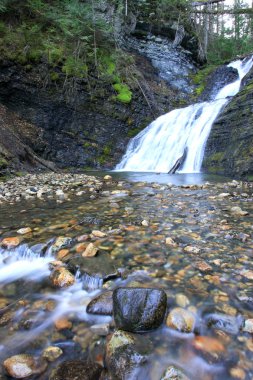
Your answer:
(115, 57), (253, 173)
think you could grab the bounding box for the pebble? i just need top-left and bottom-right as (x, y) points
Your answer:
(42, 346), (63, 362)
(230, 206), (249, 216)
(3, 354), (47, 378)
(104, 175), (112, 181)
(17, 227), (32, 235)
(175, 294), (190, 308)
(90, 323), (110, 336)
(218, 193), (231, 198)
(166, 307), (196, 332)
(55, 318), (73, 330)
(183, 246), (200, 254)
(91, 230), (107, 238)
(240, 270), (253, 280)
(194, 260), (212, 273)
(50, 267), (75, 288)
(165, 237), (178, 247)
(82, 243), (98, 257)
(141, 219), (149, 226)
(1, 236), (21, 249)
(161, 365), (189, 380)
(230, 367), (246, 380)
(192, 336), (225, 355)
(243, 319), (253, 333)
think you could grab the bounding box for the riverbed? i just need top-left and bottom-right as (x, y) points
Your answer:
(0, 173), (252, 379)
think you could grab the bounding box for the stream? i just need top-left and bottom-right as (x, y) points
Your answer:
(0, 174), (252, 379)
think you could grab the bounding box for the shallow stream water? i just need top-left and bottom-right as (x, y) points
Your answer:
(0, 173), (252, 379)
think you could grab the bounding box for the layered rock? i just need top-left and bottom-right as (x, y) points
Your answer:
(203, 64), (253, 178)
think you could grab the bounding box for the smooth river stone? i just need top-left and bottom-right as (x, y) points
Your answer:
(113, 287), (167, 332)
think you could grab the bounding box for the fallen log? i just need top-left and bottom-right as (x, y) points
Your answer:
(168, 147), (188, 174)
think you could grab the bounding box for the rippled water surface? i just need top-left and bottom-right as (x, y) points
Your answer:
(0, 175), (252, 379)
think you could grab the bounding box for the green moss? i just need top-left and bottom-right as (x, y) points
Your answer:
(62, 57), (88, 78)
(15, 171), (25, 177)
(103, 145), (111, 156)
(83, 142), (92, 148)
(113, 83), (132, 104)
(127, 127), (142, 138)
(0, 157), (8, 169)
(191, 65), (217, 97)
(50, 71), (60, 81)
(208, 152), (225, 162)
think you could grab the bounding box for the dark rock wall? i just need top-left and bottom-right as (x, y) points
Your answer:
(203, 65), (253, 178)
(0, 55), (182, 171)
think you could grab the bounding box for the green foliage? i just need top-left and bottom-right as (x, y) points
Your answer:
(191, 65), (217, 96)
(0, 156), (7, 168)
(207, 34), (253, 64)
(113, 83), (132, 103)
(50, 71), (59, 81)
(62, 57), (88, 78)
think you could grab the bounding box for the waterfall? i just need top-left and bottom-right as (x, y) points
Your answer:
(115, 57), (253, 173)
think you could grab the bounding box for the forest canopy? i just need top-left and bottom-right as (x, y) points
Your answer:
(0, 0), (252, 73)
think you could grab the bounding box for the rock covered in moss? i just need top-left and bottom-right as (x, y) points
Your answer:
(113, 287), (167, 332)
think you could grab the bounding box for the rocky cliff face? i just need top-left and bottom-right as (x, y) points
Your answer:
(0, 34), (197, 175)
(203, 63), (253, 179)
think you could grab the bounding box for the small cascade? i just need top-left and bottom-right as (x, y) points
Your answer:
(115, 57), (253, 173)
(0, 243), (111, 357)
(81, 272), (104, 290)
(0, 244), (53, 284)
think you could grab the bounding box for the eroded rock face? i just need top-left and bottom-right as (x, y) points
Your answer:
(49, 360), (103, 380)
(200, 65), (239, 102)
(203, 61), (253, 178)
(113, 287), (167, 332)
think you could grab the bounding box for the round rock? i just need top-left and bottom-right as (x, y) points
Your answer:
(4, 354), (47, 379)
(113, 287), (167, 332)
(166, 307), (196, 333)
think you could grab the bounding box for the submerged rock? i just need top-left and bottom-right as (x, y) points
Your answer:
(243, 319), (253, 333)
(192, 336), (225, 358)
(17, 227), (32, 235)
(50, 360), (102, 380)
(230, 206), (249, 216)
(4, 354), (47, 378)
(50, 267), (75, 288)
(1, 236), (21, 249)
(204, 313), (243, 335)
(160, 365), (190, 380)
(105, 329), (151, 379)
(113, 287), (167, 332)
(87, 291), (113, 315)
(42, 346), (63, 362)
(166, 307), (196, 333)
(82, 243), (99, 257)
